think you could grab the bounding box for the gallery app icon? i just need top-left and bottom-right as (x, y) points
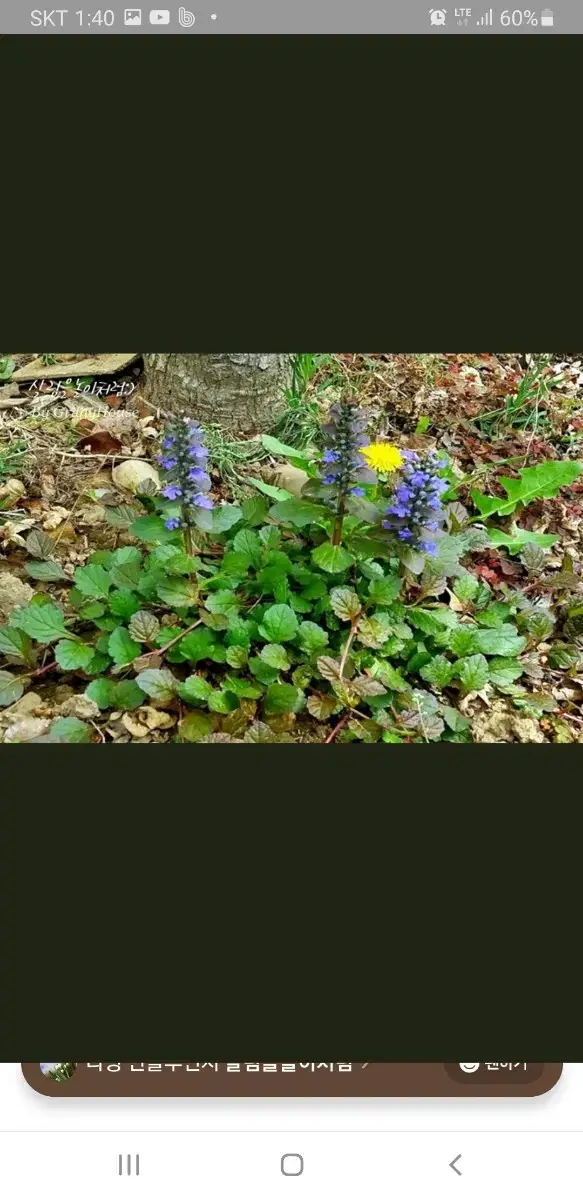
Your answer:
(149, 8), (170, 22)
(124, 7), (142, 22)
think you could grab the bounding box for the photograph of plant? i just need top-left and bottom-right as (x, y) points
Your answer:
(1, 353), (582, 744)
(39, 1063), (77, 1081)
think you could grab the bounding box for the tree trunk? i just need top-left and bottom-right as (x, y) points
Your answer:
(142, 353), (292, 435)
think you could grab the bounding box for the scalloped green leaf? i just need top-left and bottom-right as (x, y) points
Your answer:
(73, 564), (111, 599)
(108, 626), (141, 666)
(311, 542), (354, 573)
(258, 603), (299, 643)
(54, 639), (95, 671)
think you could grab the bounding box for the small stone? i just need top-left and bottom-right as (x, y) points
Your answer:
(270, 464), (310, 498)
(112, 459), (160, 494)
(0, 572), (34, 618)
(0, 691), (45, 723)
(55, 694), (101, 720)
(0, 478), (26, 503)
(4, 717), (51, 743)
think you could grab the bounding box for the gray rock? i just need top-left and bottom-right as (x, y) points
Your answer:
(0, 572), (34, 618)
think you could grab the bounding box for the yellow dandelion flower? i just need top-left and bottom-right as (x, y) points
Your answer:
(361, 442), (403, 472)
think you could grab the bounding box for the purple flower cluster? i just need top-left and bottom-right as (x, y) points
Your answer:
(320, 399), (376, 500)
(158, 417), (213, 531)
(383, 449), (448, 556)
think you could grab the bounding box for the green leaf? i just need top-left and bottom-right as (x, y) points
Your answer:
(54, 639), (95, 671)
(232, 527), (263, 564)
(374, 661), (410, 693)
(85, 678), (115, 709)
(128, 611), (160, 642)
(25, 529), (55, 559)
(475, 602), (512, 628)
(264, 682), (303, 714)
(225, 644), (248, 669)
(420, 654), (456, 689)
(17, 602), (71, 643)
(259, 525), (280, 550)
(78, 601), (106, 620)
(487, 527), (559, 555)
(520, 542), (547, 574)
(222, 551), (252, 576)
(0, 670), (24, 707)
(25, 559), (66, 582)
(311, 542), (354, 573)
(0, 625), (35, 664)
(156, 578), (198, 608)
(476, 460), (582, 518)
(296, 621), (329, 655)
(516, 605), (555, 643)
(111, 546), (142, 566)
(109, 589), (141, 619)
(50, 716), (91, 743)
(178, 674), (213, 703)
(368, 575), (401, 605)
(261, 433), (309, 463)
(137, 568), (167, 601)
(249, 655), (280, 685)
(204, 590), (239, 617)
(442, 705), (471, 733)
(270, 499), (326, 527)
(357, 614), (393, 649)
(406, 608), (445, 637)
(472, 626), (527, 657)
(329, 587), (362, 622)
(112, 680), (147, 710)
(470, 489), (502, 518)
(548, 643), (581, 670)
(108, 626), (141, 665)
(130, 514), (176, 543)
(74, 564), (111, 599)
(109, 559), (142, 591)
(453, 575), (479, 605)
(194, 503), (242, 534)
(208, 689), (239, 714)
(105, 504), (141, 527)
(247, 477), (293, 502)
(241, 495), (269, 526)
(135, 667), (177, 703)
(258, 603), (299, 643)
(260, 643), (290, 670)
(179, 626), (216, 663)
(306, 694), (338, 721)
(84, 651), (111, 676)
(457, 653), (489, 693)
(224, 675), (263, 698)
(488, 657), (525, 687)
(449, 628), (479, 656)
(178, 710), (214, 741)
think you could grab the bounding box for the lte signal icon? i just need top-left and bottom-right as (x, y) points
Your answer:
(179, 6), (195, 24)
(124, 7), (142, 22)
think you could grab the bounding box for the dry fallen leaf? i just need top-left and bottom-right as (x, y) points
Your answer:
(77, 429), (123, 455)
(42, 506), (71, 531)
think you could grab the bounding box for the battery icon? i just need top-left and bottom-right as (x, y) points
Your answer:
(541, 8), (554, 23)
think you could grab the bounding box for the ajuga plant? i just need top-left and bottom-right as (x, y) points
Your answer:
(1, 407), (581, 745)
(319, 397), (377, 544)
(158, 417), (213, 553)
(383, 449), (448, 556)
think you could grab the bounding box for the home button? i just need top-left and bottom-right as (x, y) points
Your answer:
(281, 1154), (304, 1176)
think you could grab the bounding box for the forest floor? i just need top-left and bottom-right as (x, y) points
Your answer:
(1, 351), (583, 744)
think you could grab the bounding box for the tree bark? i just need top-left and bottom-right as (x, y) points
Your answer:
(142, 353), (292, 435)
